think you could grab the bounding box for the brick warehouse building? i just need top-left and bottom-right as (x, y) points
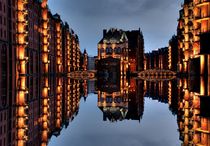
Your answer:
(177, 0), (210, 76)
(144, 47), (169, 70)
(97, 28), (144, 78)
(0, 0), (85, 145)
(176, 0), (210, 145)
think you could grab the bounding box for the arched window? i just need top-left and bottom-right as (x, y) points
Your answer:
(106, 47), (109, 53)
(106, 47), (112, 54)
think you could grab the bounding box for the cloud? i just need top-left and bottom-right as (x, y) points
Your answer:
(48, 0), (182, 55)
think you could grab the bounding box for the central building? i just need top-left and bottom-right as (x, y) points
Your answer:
(97, 28), (144, 77)
(97, 28), (129, 77)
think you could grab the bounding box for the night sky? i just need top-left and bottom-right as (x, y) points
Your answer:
(48, 0), (183, 56)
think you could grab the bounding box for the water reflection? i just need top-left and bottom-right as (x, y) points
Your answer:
(144, 80), (178, 115)
(3, 76), (85, 146)
(0, 75), (210, 145)
(177, 77), (210, 146)
(97, 78), (144, 122)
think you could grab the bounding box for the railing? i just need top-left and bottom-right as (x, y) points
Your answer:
(68, 70), (97, 80)
(137, 69), (176, 81)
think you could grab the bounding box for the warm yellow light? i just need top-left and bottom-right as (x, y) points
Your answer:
(17, 140), (24, 146)
(18, 34), (26, 44)
(56, 120), (61, 128)
(17, 1), (24, 10)
(43, 22), (48, 29)
(42, 131), (48, 142)
(18, 23), (25, 33)
(43, 121), (48, 129)
(57, 101), (61, 106)
(200, 77), (205, 95)
(42, 9), (48, 20)
(200, 55), (205, 75)
(17, 12), (25, 22)
(17, 91), (25, 105)
(17, 129), (25, 139)
(42, 54), (48, 63)
(18, 107), (26, 117)
(43, 99), (48, 106)
(43, 107), (48, 113)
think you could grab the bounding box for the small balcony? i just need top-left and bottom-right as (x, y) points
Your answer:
(196, 15), (210, 22)
(195, 0), (210, 7)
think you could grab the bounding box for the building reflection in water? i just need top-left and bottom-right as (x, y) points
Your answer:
(1, 74), (210, 145)
(144, 80), (179, 115)
(0, 76), (86, 145)
(177, 76), (210, 146)
(97, 74), (144, 122)
(143, 77), (210, 146)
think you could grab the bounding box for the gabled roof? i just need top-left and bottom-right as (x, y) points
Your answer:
(99, 28), (128, 44)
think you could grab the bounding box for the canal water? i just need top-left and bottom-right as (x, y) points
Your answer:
(47, 78), (192, 146)
(4, 75), (209, 145)
(49, 93), (180, 146)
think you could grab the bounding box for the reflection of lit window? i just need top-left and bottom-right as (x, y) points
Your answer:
(114, 97), (122, 103)
(115, 47), (121, 54)
(100, 97), (104, 102)
(106, 96), (112, 103)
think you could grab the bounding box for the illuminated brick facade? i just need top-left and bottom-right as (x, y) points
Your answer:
(178, 0), (210, 75)
(97, 28), (129, 77)
(97, 78), (144, 122)
(97, 28), (144, 76)
(168, 35), (178, 71)
(178, 77), (210, 146)
(80, 49), (88, 71)
(144, 47), (169, 70)
(0, 0), (83, 145)
(176, 1), (210, 145)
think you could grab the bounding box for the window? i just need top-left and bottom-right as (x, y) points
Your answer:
(4, 30), (6, 38)
(1, 45), (7, 107)
(12, 0), (15, 7)
(3, 17), (5, 26)
(3, 4), (5, 13)
(0, 2), (2, 11)
(30, 52), (33, 74)
(0, 29), (2, 37)
(100, 48), (104, 53)
(106, 47), (112, 54)
(12, 10), (15, 19)
(13, 22), (15, 30)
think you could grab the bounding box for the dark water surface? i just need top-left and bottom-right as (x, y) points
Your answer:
(4, 75), (209, 146)
(49, 93), (180, 146)
(47, 78), (188, 146)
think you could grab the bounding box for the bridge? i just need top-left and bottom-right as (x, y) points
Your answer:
(137, 69), (176, 81)
(68, 69), (177, 81)
(68, 70), (97, 80)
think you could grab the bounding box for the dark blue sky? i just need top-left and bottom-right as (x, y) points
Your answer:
(48, 0), (183, 56)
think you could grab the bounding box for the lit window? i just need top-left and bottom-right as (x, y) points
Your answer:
(106, 47), (112, 54)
